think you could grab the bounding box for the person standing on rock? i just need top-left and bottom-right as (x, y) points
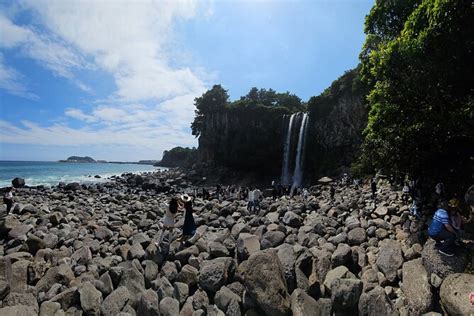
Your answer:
(156, 196), (180, 247)
(428, 201), (456, 256)
(247, 188), (255, 212)
(179, 194), (197, 242)
(253, 187), (262, 212)
(402, 183), (410, 205)
(3, 187), (14, 214)
(371, 177), (377, 201)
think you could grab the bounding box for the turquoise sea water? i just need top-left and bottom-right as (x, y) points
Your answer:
(0, 161), (164, 187)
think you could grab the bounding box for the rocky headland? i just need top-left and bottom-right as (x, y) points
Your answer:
(0, 170), (472, 315)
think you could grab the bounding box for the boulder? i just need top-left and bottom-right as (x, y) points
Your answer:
(36, 264), (75, 294)
(159, 297), (179, 316)
(282, 211), (303, 227)
(421, 239), (467, 278)
(331, 278), (363, 314)
(236, 233), (260, 261)
(119, 265), (145, 306)
(243, 249), (291, 316)
(358, 286), (398, 316)
(347, 227), (366, 245)
(12, 177), (25, 188)
(78, 281), (103, 316)
(101, 286), (131, 316)
(199, 257), (235, 293)
(0, 305), (36, 316)
(290, 288), (322, 316)
(401, 258), (433, 314)
(94, 226), (113, 241)
(277, 243), (297, 293)
(332, 243), (352, 268)
(214, 286), (241, 313)
(137, 289), (160, 316)
(376, 239), (403, 282)
(440, 273), (474, 316)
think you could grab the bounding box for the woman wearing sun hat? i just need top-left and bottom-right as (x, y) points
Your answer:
(179, 194), (196, 242)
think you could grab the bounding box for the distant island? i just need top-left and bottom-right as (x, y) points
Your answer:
(59, 156), (95, 163)
(58, 156), (158, 165)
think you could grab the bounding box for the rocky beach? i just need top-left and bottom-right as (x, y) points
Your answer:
(0, 170), (472, 316)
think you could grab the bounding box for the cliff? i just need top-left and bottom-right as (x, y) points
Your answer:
(192, 69), (368, 183)
(307, 68), (368, 177)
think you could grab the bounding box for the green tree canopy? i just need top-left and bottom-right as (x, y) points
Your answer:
(360, 0), (474, 186)
(191, 85), (229, 137)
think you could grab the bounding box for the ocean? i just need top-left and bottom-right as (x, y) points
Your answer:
(0, 161), (165, 187)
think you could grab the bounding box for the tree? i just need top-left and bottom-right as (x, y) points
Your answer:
(360, 0), (474, 188)
(191, 85), (229, 137)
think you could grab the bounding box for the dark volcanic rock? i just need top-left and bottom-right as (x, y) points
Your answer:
(243, 249), (291, 316)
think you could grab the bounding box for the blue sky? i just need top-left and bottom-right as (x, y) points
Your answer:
(0, 0), (373, 161)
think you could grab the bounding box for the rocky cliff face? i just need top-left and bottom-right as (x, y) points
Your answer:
(306, 68), (368, 178)
(195, 69), (367, 182)
(197, 105), (289, 175)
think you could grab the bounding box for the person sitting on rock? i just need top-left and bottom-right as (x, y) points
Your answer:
(428, 201), (456, 257)
(156, 196), (181, 247)
(3, 187), (14, 214)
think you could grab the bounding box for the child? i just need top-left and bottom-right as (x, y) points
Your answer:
(3, 187), (14, 214)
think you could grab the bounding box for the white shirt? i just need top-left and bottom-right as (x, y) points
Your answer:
(248, 190), (254, 202)
(5, 192), (13, 199)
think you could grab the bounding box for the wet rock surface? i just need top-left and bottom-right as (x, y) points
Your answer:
(0, 170), (472, 315)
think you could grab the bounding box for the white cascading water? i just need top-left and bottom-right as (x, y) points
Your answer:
(280, 113), (297, 185)
(292, 112), (309, 188)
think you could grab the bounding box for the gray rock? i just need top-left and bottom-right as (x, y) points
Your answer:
(0, 305), (37, 316)
(277, 244), (297, 293)
(347, 227), (366, 245)
(176, 264), (199, 287)
(39, 301), (61, 316)
(440, 273), (474, 316)
(290, 288), (321, 316)
(236, 233), (260, 261)
(331, 278), (363, 314)
(331, 243), (352, 267)
(137, 289), (159, 316)
(78, 282), (102, 316)
(282, 211), (303, 227)
(376, 239), (403, 282)
(243, 249), (291, 316)
(199, 257), (235, 292)
(119, 265), (145, 307)
(421, 239), (467, 278)
(192, 288), (209, 310)
(261, 230), (286, 249)
(173, 282), (189, 306)
(160, 297), (179, 316)
(36, 264), (75, 294)
(209, 241), (230, 258)
(101, 286), (131, 316)
(358, 286), (398, 316)
(94, 226), (113, 240)
(401, 258), (433, 315)
(214, 286), (240, 312)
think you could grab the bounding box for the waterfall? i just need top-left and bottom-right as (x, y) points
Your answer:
(280, 113), (297, 185)
(292, 112), (309, 188)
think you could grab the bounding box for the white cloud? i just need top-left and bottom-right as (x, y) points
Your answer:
(0, 14), (92, 88)
(0, 1), (212, 159)
(0, 53), (38, 100)
(20, 0), (208, 102)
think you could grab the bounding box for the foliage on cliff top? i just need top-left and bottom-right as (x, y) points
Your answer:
(359, 0), (474, 187)
(307, 67), (367, 120)
(157, 147), (197, 168)
(191, 85), (304, 138)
